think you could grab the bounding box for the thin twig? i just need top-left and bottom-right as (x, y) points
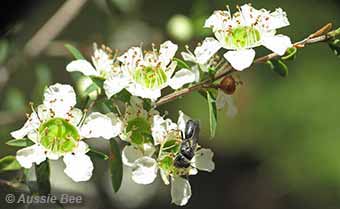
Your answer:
(156, 25), (340, 106)
(0, 0), (88, 93)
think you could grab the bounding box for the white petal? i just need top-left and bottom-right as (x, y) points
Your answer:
(204, 10), (232, 32)
(73, 141), (90, 154)
(194, 37), (221, 64)
(262, 34), (292, 56)
(192, 65), (200, 83)
(46, 151), (60, 160)
(160, 169), (170, 185)
(126, 84), (161, 101)
(181, 52), (196, 63)
(91, 44), (113, 77)
(122, 145), (143, 166)
(80, 112), (122, 140)
(103, 71), (129, 98)
(66, 60), (99, 77)
(224, 49), (256, 71)
(43, 83), (77, 117)
(131, 157), (158, 185)
(177, 111), (191, 133)
(16, 145), (46, 169)
(118, 47), (143, 70)
(11, 112), (40, 139)
(159, 41), (178, 67)
(143, 143), (156, 157)
(171, 176), (192, 206)
(268, 8), (290, 30)
(36, 104), (51, 121)
(67, 108), (83, 126)
(240, 4), (263, 26)
(169, 68), (196, 89)
(192, 148), (215, 172)
(151, 115), (169, 145)
(63, 153), (93, 182)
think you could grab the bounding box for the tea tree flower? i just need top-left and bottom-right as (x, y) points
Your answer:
(66, 44), (130, 98)
(11, 83), (122, 182)
(109, 41), (196, 100)
(204, 4), (292, 71)
(66, 43), (115, 78)
(124, 110), (214, 206)
(120, 96), (158, 184)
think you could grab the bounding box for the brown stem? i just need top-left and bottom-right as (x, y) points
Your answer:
(156, 24), (340, 106)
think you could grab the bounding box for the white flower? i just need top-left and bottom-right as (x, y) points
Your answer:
(66, 44), (130, 98)
(154, 111), (214, 206)
(181, 37), (221, 66)
(112, 41), (196, 100)
(204, 4), (292, 71)
(11, 83), (122, 182)
(216, 89), (238, 118)
(122, 144), (157, 184)
(151, 115), (177, 145)
(66, 43), (114, 78)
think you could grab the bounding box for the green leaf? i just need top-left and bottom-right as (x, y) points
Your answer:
(206, 91), (217, 138)
(65, 44), (85, 60)
(83, 82), (100, 96)
(328, 39), (340, 57)
(109, 140), (123, 192)
(6, 138), (34, 147)
(36, 161), (51, 195)
(0, 39), (9, 64)
(0, 155), (21, 172)
(173, 57), (190, 69)
(90, 76), (105, 88)
(114, 89), (131, 103)
(267, 59), (288, 77)
(88, 148), (109, 160)
(282, 47), (297, 60)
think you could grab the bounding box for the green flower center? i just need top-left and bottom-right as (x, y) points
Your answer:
(133, 66), (167, 89)
(39, 118), (80, 154)
(126, 117), (153, 145)
(225, 26), (261, 49)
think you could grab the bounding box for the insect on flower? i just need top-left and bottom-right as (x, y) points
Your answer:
(174, 120), (200, 169)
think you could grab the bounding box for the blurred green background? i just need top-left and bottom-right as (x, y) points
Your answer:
(0, 0), (340, 208)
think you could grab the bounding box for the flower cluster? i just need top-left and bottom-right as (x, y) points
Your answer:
(8, 3), (295, 206)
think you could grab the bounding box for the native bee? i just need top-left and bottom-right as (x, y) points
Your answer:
(173, 120), (200, 168)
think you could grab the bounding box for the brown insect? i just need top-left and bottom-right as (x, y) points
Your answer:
(218, 75), (242, 95)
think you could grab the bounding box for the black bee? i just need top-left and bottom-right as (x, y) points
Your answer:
(173, 120), (200, 169)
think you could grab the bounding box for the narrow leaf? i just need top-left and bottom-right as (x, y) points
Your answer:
(267, 59), (288, 77)
(282, 47), (297, 60)
(36, 161), (51, 195)
(6, 138), (34, 147)
(0, 155), (21, 172)
(88, 148), (109, 160)
(83, 82), (100, 96)
(109, 140), (123, 192)
(65, 44), (85, 60)
(206, 91), (217, 138)
(173, 57), (190, 69)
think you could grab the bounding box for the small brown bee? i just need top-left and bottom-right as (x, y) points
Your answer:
(218, 76), (238, 95)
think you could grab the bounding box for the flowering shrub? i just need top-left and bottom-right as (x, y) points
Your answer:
(1, 3), (340, 207)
